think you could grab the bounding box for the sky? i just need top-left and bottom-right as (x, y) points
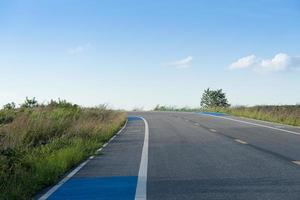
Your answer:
(1, 0), (300, 110)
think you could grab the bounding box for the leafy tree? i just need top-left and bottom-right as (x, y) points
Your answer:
(200, 88), (230, 108)
(3, 102), (16, 110)
(48, 99), (78, 109)
(21, 97), (38, 108)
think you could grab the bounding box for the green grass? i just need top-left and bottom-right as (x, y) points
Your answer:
(153, 105), (201, 112)
(153, 104), (300, 127)
(203, 105), (300, 127)
(0, 100), (126, 200)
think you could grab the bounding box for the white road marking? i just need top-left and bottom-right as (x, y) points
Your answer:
(209, 129), (217, 132)
(234, 139), (248, 144)
(135, 117), (149, 200)
(185, 119), (189, 122)
(38, 120), (128, 200)
(109, 135), (116, 142)
(238, 116), (297, 128)
(292, 161), (300, 165)
(102, 143), (108, 148)
(205, 115), (300, 136)
(194, 123), (200, 126)
(38, 159), (89, 200)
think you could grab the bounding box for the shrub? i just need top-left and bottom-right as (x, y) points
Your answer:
(3, 102), (16, 110)
(0, 99), (126, 199)
(21, 97), (38, 108)
(203, 105), (300, 126)
(200, 88), (230, 108)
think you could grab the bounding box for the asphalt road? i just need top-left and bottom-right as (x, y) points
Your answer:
(39, 111), (300, 200)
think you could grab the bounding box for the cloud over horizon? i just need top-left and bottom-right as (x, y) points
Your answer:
(168, 56), (193, 69)
(67, 43), (91, 55)
(229, 53), (300, 72)
(229, 55), (256, 69)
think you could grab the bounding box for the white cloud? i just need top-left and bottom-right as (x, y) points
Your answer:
(67, 43), (91, 55)
(229, 54), (256, 69)
(168, 56), (193, 69)
(229, 53), (300, 72)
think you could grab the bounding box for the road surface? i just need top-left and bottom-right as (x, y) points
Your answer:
(38, 112), (300, 200)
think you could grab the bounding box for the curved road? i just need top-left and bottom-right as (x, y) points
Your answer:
(38, 111), (300, 200)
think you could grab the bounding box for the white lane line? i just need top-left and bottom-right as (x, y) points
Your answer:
(292, 161), (300, 165)
(38, 159), (89, 200)
(102, 143), (108, 148)
(209, 129), (217, 132)
(234, 139), (248, 144)
(204, 115), (300, 136)
(194, 123), (200, 126)
(135, 117), (149, 200)
(109, 135), (116, 142)
(39, 120), (128, 200)
(238, 116), (297, 128)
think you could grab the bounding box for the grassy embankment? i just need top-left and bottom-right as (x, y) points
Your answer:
(203, 105), (300, 126)
(154, 105), (300, 126)
(0, 99), (126, 200)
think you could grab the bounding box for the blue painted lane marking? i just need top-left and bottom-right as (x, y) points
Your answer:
(197, 112), (228, 116)
(127, 116), (142, 121)
(48, 176), (138, 200)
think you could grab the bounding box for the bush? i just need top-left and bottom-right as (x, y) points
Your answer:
(154, 105), (201, 112)
(200, 88), (230, 108)
(48, 99), (79, 109)
(21, 97), (38, 108)
(0, 109), (16, 125)
(3, 102), (16, 110)
(0, 99), (126, 199)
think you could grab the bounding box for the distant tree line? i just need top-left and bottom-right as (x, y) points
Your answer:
(153, 88), (230, 111)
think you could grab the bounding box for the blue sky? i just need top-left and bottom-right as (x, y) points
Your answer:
(1, 0), (300, 110)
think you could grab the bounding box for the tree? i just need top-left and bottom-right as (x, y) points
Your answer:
(200, 88), (230, 108)
(21, 97), (38, 108)
(3, 102), (16, 110)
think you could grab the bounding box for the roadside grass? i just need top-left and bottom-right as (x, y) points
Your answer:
(203, 105), (300, 127)
(153, 105), (201, 112)
(0, 100), (126, 200)
(153, 104), (300, 127)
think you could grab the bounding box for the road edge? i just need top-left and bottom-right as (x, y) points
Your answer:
(37, 119), (128, 200)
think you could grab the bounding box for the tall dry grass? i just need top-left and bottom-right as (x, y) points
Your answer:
(0, 100), (126, 199)
(153, 104), (300, 126)
(203, 105), (300, 126)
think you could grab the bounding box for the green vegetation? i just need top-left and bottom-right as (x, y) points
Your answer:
(0, 98), (126, 200)
(154, 88), (230, 112)
(203, 105), (300, 127)
(200, 88), (230, 108)
(200, 88), (299, 126)
(154, 105), (201, 112)
(155, 88), (299, 127)
(153, 104), (300, 127)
